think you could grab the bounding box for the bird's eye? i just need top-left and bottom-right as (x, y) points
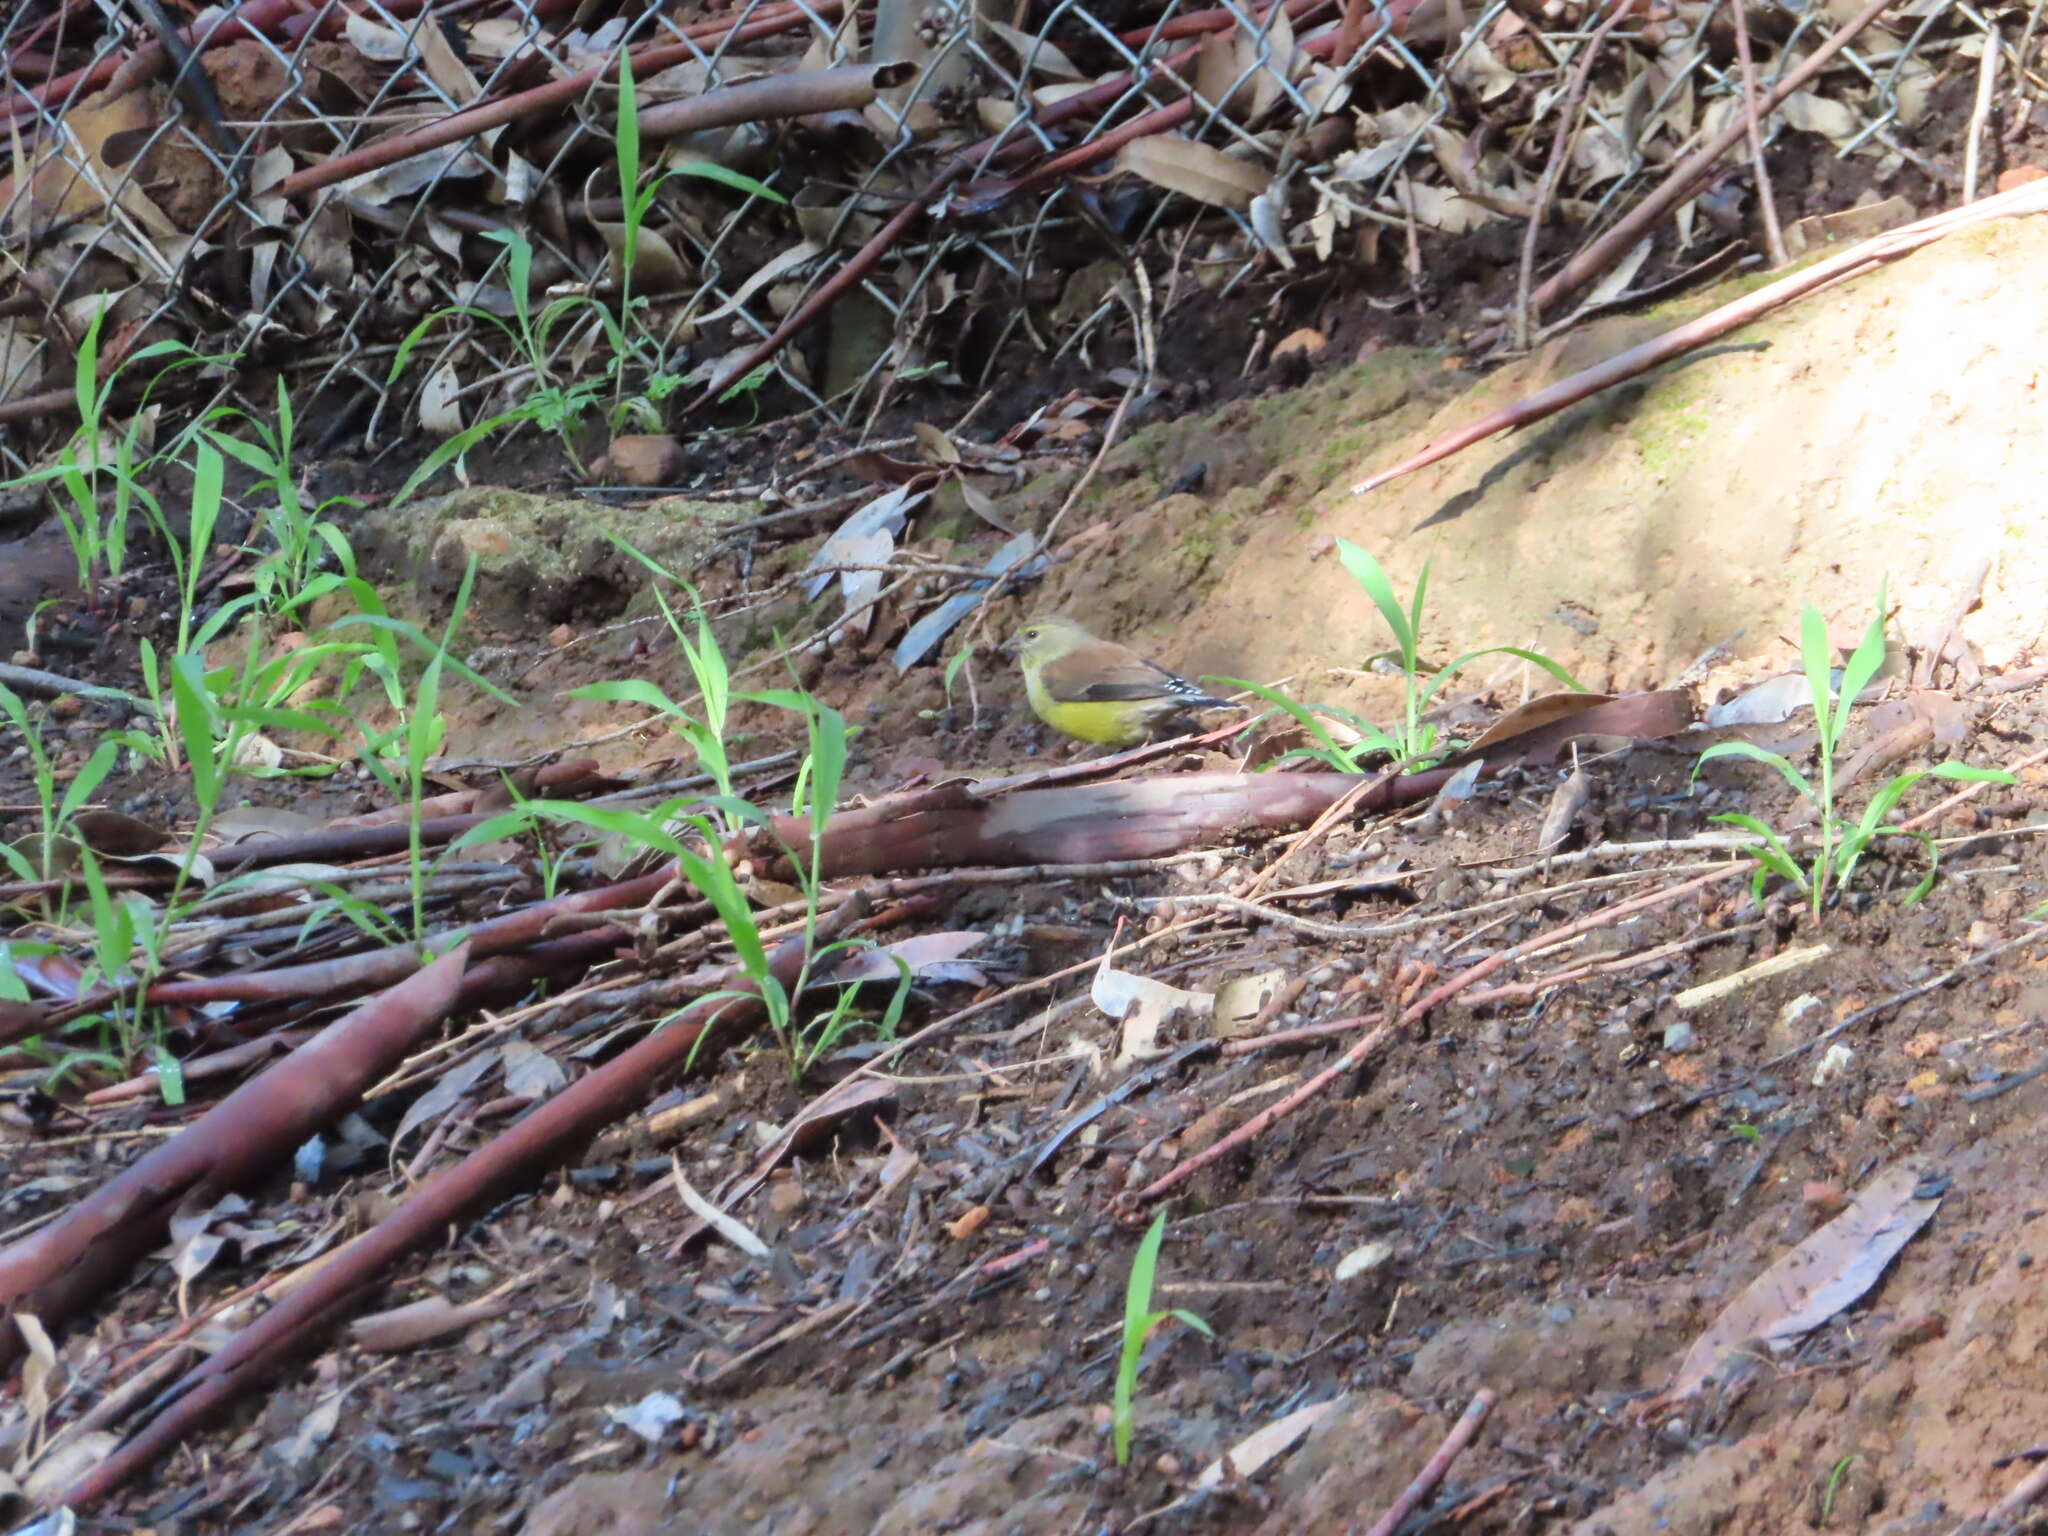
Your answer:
(1024, 627), (1040, 640)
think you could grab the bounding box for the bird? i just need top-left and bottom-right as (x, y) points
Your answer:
(1009, 615), (1234, 748)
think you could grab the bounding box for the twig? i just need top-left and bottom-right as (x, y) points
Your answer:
(1982, 1448), (2048, 1526)
(1730, 0), (1789, 266)
(1127, 867), (1742, 1206)
(0, 661), (153, 712)
(1458, 920), (1761, 1009)
(1355, 174), (2048, 494)
(1515, 0), (1631, 349)
(1530, 0), (1908, 315)
(960, 388), (1135, 657)
(1755, 925), (2048, 1072)
(1362, 1388), (1498, 1536)
(1963, 19), (2004, 203)
(1900, 745), (2048, 831)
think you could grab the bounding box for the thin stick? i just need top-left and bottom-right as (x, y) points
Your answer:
(1515, 0), (1631, 348)
(1984, 1451), (2048, 1525)
(1127, 866), (1741, 1206)
(1531, 0), (1906, 314)
(1731, 0), (1790, 266)
(1355, 174), (2048, 495)
(1362, 1388), (1498, 1536)
(1963, 19), (2004, 203)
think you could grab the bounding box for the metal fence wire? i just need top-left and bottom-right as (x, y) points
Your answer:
(0, 0), (2035, 473)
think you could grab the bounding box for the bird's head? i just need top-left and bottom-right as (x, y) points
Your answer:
(1008, 615), (1092, 665)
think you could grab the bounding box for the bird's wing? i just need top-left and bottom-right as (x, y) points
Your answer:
(1039, 640), (1218, 706)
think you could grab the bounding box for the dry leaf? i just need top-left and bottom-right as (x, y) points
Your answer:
(339, 138), (492, 205)
(594, 220), (689, 293)
(1244, 5), (1299, 120)
(1449, 37), (1519, 101)
(1387, 177), (1497, 233)
(1119, 136), (1273, 211)
(343, 12), (414, 60)
(671, 1159), (770, 1257)
(1570, 119), (1630, 186)
(352, 1294), (512, 1352)
(1664, 1161), (1942, 1400)
(1781, 90), (1861, 148)
(501, 1040), (567, 1101)
(418, 361), (464, 434)
(985, 17), (1084, 79)
(414, 18), (483, 105)
(913, 420), (962, 464)
(1272, 327), (1326, 361)
(955, 475), (1019, 534)
(1195, 31), (1247, 115)
(1197, 1397), (1348, 1488)
(804, 483), (924, 600)
(1095, 954), (1213, 1068)
(1214, 969), (1289, 1037)
(1537, 765), (1590, 852)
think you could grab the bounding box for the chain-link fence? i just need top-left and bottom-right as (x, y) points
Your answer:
(1, 0), (2036, 474)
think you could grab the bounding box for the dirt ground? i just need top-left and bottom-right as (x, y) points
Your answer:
(6, 184), (2048, 1536)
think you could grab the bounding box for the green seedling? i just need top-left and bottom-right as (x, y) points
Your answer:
(1821, 1453), (1863, 1521)
(204, 377), (363, 614)
(12, 307), (218, 594)
(1220, 539), (1580, 771)
(1693, 587), (2013, 914)
(1112, 1212), (1214, 1468)
(389, 57), (783, 497)
(0, 686), (122, 884)
(462, 542), (903, 1079)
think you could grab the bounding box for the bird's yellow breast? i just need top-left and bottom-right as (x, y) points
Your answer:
(1024, 671), (1151, 745)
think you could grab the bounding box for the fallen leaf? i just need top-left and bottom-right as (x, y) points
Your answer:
(1271, 327), (1326, 361)
(500, 1040), (567, 1101)
(1095, 952), (1213, 1068)
(1536, 765), (1590, 852)
(1781, 90), (1860, 148)
(1664, 1161), (1943, 1400)
(1197, 1396), (1348, 1488)
(418, 360), (465, 434)
(609, 1390), (686, 1443)
(351, 1294), (513, 1352)
(817, 931), (986, 986)
(804, 483), (925, 601)
(985, 17), (1084, 79)
(1119, 135), (1273, 211)
(1387, 176), (1498, 233)
(670, 1159), (770, 1257)
(1213, 969), (1289, 1037)
(594, 220), (689, 293)
(1333, 1240), (1394, 1280)
(955, 474), (1019, 534)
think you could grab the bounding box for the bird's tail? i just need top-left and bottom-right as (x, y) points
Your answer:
(1164, 678), (1240, 713)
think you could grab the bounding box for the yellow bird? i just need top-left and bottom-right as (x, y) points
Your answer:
(1010, 616), (1233, 747)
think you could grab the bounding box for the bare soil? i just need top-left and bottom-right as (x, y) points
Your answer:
(6, 183), (2048, 1536)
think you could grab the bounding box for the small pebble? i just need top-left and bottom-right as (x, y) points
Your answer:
(1811, 1043), (1854, 1087)
(1662, 1020), (1697, 1054)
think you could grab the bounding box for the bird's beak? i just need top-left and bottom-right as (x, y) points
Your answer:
(997, 636), (1020, 658)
